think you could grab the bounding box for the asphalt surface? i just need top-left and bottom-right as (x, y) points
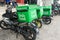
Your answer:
(0, 6), (60, 40)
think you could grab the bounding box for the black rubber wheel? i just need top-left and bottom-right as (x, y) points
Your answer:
(54, 12), (58, 15)
(35, 20), (42, 28)
(53, 11), (58, 16)
(23, 26), (36, 40)
(43, 18), (51, 25)
(0, 20), (10, 30)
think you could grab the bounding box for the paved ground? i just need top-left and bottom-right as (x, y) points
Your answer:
(38, 16), (60, 40)
(0, 6), (60, 40)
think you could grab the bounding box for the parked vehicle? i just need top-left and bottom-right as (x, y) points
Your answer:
(52, 1), (60, 16)
(0, 5), (39, 40)
(52, 4), (59, 16)
(35, 6), (43, 28)
(42, 6), (52, 24)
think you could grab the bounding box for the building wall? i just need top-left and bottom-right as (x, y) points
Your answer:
(37, 0), (43, 6)
(42, 0), (53, 6)
(0, 0), (5, 2)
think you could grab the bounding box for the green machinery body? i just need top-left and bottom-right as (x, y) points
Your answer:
(43, 6), (52, 16)
(16, 5), (52, 23)
(16, 5), (37, 23)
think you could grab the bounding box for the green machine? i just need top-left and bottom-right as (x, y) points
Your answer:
(16, 5), (43, 28)
(35, 5), (43, 28)
(43, 6), (52, 16)
(0, 5), (39, 40)
(16, 5), (40, 40)
(16, 5), (37, 23)
(42, 6), (52, 24)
